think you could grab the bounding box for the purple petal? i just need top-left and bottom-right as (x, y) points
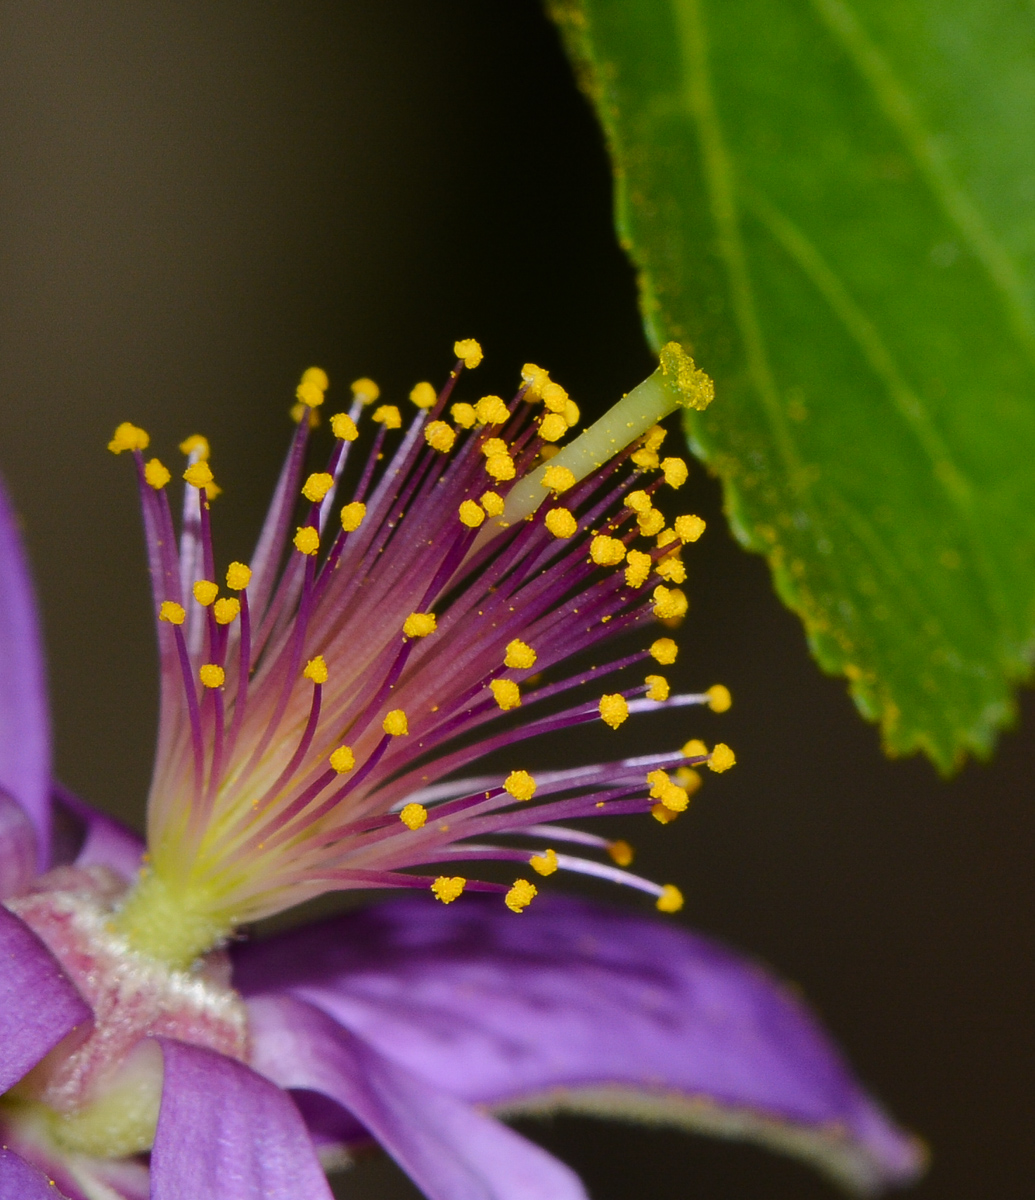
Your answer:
(0, 478), (51, 869)
(248, 993), (587, 1200)
(151, 1039), (333, 1200)
(0, 789), (38, 899)
(0, 906), (91, 1092)
(52, 784), (144, 880)
(0, 1148), (71, 1200)
(234, 895), (924, 1194)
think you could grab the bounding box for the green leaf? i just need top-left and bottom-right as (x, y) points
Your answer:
(549, 0), (1035, 771)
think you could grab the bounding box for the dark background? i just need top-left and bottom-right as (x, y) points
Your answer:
(0, 3), (1032, 1198)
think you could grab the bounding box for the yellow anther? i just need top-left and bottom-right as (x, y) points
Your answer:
(399, 802), (427, 830)
(226, 562), (252, 591)
(199, 664), (225, 689)
(647, 769), (687, 811)
(351, 377), (380, 403)
(637, 508), (666, 538)
(530, 848), (558, 876)
(504, 639), (537, 670)
(179, 434), (210, 460)
(301, 472), (334, 503)
(158, 601), (185, 626)
(661, 457), (689, 488)
(485, 453), (516, 482)
(675, 767), (703, 796)
(303, 656), (329, 685)
(292, 401), (317, 426)
(383, 709), (409, 736)
(650, 638), (678, 665)
(183, 462), (214, 490)
(329, 745), (355, 773)
(683, 739), (708, 760)
(674, 514), (706, 543)
(590, 535), (626, 567)
(107, 422), (150, 454)
(476, 395), (509, 425)
(294, 526), (320, 556)
(542, 465), (576, 493)
(296, 379), (326, 409)
(521, 363), (550, 399)
(372, 405), (402, 429)
(340, 501), (366, 533)
(564, 399), (580, 428)
(656, 884), (684, 913)
(652, 803), (680, 825)
(626, 490), (652, 514)
(707, 684), (732, 713)
(599, 693), (629, 729)
(624, 550), (652, 588)
(403, 612), (437, 638)
(505, 878), (538, 913)
(480, 491), (505, 517)
(451, 402), (477, 429)
(301, 366), (329, 391)
(644, 425), (667, 453)
(544, 507), (577, 539)
(454, 338), (483, 369)
(481, 437), (509, 458)
(541, 382), (569, 413)
(709, 743), (736, 773)
(425, 421), (456, 453)
(459, 499), (485, 528)
(652, 585), (688, 620)
(656, 555), (686, 584)
(144, 458), (171, 489)
(213, 597), (240, 626)
(410, 381), (437, 408)
(631, 447), (660, 469)
(504, 769), (537, 801)
(657, 528), (679, 549)
(608, 840), (634, 867)
(539, 413), (568, 442)
(645, 674), (670, 702)
(330, 412), (359, 442)
(490, 679), (521, 710)
(192, 580), (218, 607)
(432, 876), (466, 904)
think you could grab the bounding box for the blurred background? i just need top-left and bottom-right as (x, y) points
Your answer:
(0, 2), (1032, 1197)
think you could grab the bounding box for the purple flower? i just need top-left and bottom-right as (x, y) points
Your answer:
(0, 342), (924, 1199)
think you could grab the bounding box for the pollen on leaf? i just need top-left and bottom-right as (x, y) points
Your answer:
(226, 562), (252, 591)
(652, 586), (688, 620)
(683, 739), (708, 760)
(542, 465), (576, 493)
(481, 437), (508, 459)
(491, 679), (521, 710)
(625, 490), (652, 514)
(144, 458), (171, 489)
(301, 472), (334, 503)
(294, 526), (320, 556)
(709, 743), (736, 773)
(505, 879), (538, 913)
(351, 377), (380, 403)
(637, 509), (666, 538)
(199, 664), (225, 689)
(674, 514), (706, 543)
(340, 502), (366, 532)
(459, 499), (485, 528)
(504, 639), (536, 669)
(541, 382), (568, 413)
(645, 674), (670, 702)
(192, 580), (218, 607)
(480, 491), (505, 517)
(454, 338), (483, 369)
(530, 848), (558, 876)
(410, 381), (437, 408)
(179, 434), (211, 460)
(158, 601), (185, 625)
(662, 457), (689, 488)
(432, 876), (466, 904)
(544, 508), (577, 539)
(399, 803), (427, 830)
(329, 745), (355, 773)
(476, 395), (509, 425)
(183, 462), (215, 490)
(504, 769), (536, 801)
(383, 709), (409, 736)
(656, 884), (684, 913)
(538, 413), (567, 442)
(213, 597), (240, 626)
(608, 840), (634, 867)
(403, 612), (437, 638)
(707, 684), (732, 713)
(372, 405), (402, 429)
(485, 453), (515, 481)
(303, 656), (329, 684)
(424, 421), (456, 453)
(624, 550), (652, 588)
(330, 412), (359, 442)
(650, 638), (678, 664)
(590, 535), (626, 567)
(451, 402), (477, 429)
(107, 422), (150, 454)
(599, 693), (628, 729)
